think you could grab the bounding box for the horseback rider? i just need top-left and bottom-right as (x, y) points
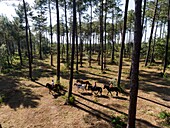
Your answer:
(94, 82), (97, 89)
(51, 80), (54, 88)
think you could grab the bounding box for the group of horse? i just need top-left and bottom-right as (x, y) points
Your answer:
(74, 79), (120, 96)
(45, 79), (120, 96)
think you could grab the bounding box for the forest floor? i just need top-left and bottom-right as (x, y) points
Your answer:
(0, 55), (170, 128)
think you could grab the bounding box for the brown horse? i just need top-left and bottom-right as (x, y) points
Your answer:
(46, 83), (63, 94)
(76, 79), (92, 89)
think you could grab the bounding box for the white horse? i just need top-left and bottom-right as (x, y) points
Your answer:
(74, 83), (86, 91)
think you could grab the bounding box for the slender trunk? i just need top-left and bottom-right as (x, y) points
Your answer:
(163, 0), (170, 73)
(68, 0), (76, 101)
(145, 0), (158, 66)
(76, 20), (78, 72)
(64, 0), (69, 67)
(100, 0), (104, 72)
(104, 0), (107, 69)
(23, 0), (32, 80)
(89, 0), (92, 67)
(29, 27), (33, 63)
(93, 34), (95, 53)
(160, 23), (162, 38)
(39, 31), (42, 59)
(79, 11), (83, 67)
(56, 0), (60, 81)
(142, 0), (147, 32)
(144, 18), (147, 43)
(111, 8), (115, 63)
(117, 0), (129, 87)
(162, 22), (166, 38)
(17, 38), (23, 65)
(150, 22), (158, 64)
(48, 0), (53, 66)
(127, 0), (142, 127)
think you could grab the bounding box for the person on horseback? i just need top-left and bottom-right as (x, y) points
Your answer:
(93, 82), (97, 89)
(51, 80), (54, 88)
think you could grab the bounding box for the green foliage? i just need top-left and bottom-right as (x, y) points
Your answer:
(68, 95), (75, 105)
(163, 72), (168, 78)
(112, 116), (126, 128)
(158, 111), (170, 126)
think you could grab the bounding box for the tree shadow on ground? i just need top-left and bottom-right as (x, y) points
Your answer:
(73, 93), (161, 128)
(0, 76), (42, 110)
(78, 70), (113, 80)
(138, 95), (170, 109)
(139, 70), (170, 86)
(124, 69), (170, 102)
(73, 71), (110, 85)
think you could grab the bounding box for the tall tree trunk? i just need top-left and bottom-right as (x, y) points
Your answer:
(145, 0), (158, 66)
(141, 0), (146, 32)
(89, 0), (92, 68)
(48, 0), (53, 66)
(104, 0), (107, 70)
(29, 27), (33, 63)
(111, 8), (115, 63)
(127, 0), (142, 127)
(56, 0), (60, 81)
(150, 21), (158, 64)
(64, 0), (69, 67)
(68, 0), (76, 102)
(129, 0), (147, 79)
(100, 0), (104, 72)
(79, 10), (83, 67)
(144, 18), (147, 43)
(39, 31), (42, 60)
(23, 0), (32, 80)
(117, 0), (129, 87)
(76, 20), (78, 72)
(163, 0), (170, 73)
(160, 23), (162, 38)
(17, 38), (23, 66)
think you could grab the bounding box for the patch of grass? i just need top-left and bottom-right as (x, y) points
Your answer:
(158, 111), (170, 127)
(111, 115), (127, 128)
(68, 95), (75, 105)
(93, 98), (98, 103)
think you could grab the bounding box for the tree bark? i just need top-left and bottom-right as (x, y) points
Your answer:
(150, 21), (158, 64)
(145, 0), (158, 66)
(23, 0), (32, 80)
(79, 10), (83, 67)
(100, 0), (104, 72)
(89, 0), (92, 68)
(48, 0), (53, 66)
(68, 0), (76, 101)
(104, 0), (107, 70)
(111, 8), (115, 63)
(56, 0), (60, 81)
(163, 0), (170, 73)
(117, 0), (129, 87)
(29, 27), (33, 63)
(127, 0), (142, 127)
(64, 0), (69, 67)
